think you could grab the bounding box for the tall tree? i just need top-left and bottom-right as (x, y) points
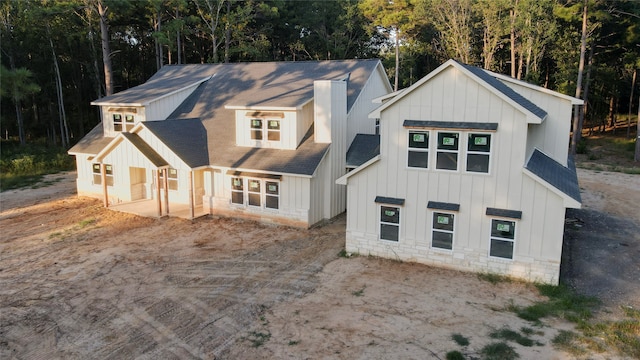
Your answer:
(0, 66), (41, 145)
(420, 0), (477, 65)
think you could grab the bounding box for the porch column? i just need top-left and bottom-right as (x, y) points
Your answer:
(101, 163), (108, 207)
(163, 168), (169, 215)
(155, 169), (162, 217)
(189, 171), (194, 219)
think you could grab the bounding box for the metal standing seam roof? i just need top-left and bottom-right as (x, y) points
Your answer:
(525, 149), (582, 203)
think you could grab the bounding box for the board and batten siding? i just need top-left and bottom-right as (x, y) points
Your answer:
(346, 64), (393, 145)
(74, 154), (102, 198)
(344, 65), (566, 284)
(145, 83), (203, 121)
(234, 110), (298, 150)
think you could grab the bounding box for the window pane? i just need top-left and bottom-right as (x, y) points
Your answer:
(466, 154), (490, 173)
(468, 134), (491, 152)
(251, 119), (262, 129)
(168, 168), (178, 178)
(266, 181), (279, 195)
(437, 132), (459, 150)
(251, 129), (263, 140)
(92, 164), (101, 174)
(433, 213), (454, 231)
(232, 178), (243, 190)
(106, 176), (114, 186)
(268, 131), (280, 141)
(408, 151), (428, 168)
(432, 231), (453, 250)
(409, 131), (429, 148)
(380, 224), (399, 241)
(93, 174), (102, 185)
(114, 123), (122, 131)
(125, 114), (134, 123)
(248, 180), (260, 192)
(436, 152), (458, 170)
(113, 114), (122, 122)
(248, 193), (261, 206)
(232, 191), (244, 204)
(105, 165), (113, 175)
(267, 120), (280, 130)
(491, 219), (515, 239)
(266, 195), (279, 209)
(168, 180), (178, 191)
(490, 239), (514, 259)
(380, 206), (399, 224)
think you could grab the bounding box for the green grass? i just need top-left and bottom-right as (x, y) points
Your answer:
(246, 330), (271, 347)
(511, 284), (598, 323)
(352, 286), (366, 297)
(480, 342), (519, 360)
(445, 350), (466, 360)
(489, 327), (540, 347)
(477, 272), (512, 285)
(0, 141), (75, 191)
(452, 333), (470, 346)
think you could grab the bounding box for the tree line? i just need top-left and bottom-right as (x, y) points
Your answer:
(1, 0), (638, 150)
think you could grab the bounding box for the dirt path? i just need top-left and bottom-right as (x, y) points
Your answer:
(0, 169), (638, 359)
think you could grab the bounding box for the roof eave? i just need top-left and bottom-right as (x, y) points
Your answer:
(522, 167), (582, 209)
(336, 155), (381, 185)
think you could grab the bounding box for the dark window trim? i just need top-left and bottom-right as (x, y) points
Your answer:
(486, 207), (522, 219)
(226, 170), (282, 180)
(403, 120), (498, 131)
(427, 201), (460, 211)
(375, 196), (405, 206)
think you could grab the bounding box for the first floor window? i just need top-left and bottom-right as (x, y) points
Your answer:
(467, 133), (491, 173)
(490, 219), (516, 259)
(408, 131), (429, 168)
(248, 179), (261, 206)
(231, 177), (244, 204)
(436, 132), (460, 171)
(432, 212), (454, 250)
(92, 163), (113, 186)
(380, 206), (400, 241)
(159, 168), (178, 190)
(265, 181), (279, 209)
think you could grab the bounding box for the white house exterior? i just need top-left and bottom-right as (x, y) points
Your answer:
(69, 60), (392, 228)
(337, 60), (582, 284)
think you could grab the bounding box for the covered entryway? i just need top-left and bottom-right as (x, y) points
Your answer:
(129, 167), (147, 201)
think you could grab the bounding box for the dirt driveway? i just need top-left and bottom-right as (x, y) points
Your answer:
(0, 170), (638, 359)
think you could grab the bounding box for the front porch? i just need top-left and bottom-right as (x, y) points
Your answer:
(110, 199), (209, 220)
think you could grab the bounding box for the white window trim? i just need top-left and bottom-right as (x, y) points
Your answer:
(430, 211), (455, 252)
(406, 130), (430, 170)
(435, 131), (460, 172)
(488, 218), (517, 261)
(379, 205), (401, 242)
(249, 117), (282, 144)
(231, 177), (245, 205)
(231, 177), (280, 211)
(159, 168), (179, 191)
(465, 132), (493, 175)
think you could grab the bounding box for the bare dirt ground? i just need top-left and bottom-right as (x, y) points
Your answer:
(0, 169), (638, 359)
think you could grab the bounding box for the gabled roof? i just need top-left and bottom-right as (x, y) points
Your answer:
(347, 134), (380, 168)
(91, 65), (217, 106)
(490, 71), (584, 105)
(143, 119), (209, 168)
(369, 59), (548, 124)
(93, 132), (169, 168)
(524, 149), (581, 208)
(68, 125), (114, 155)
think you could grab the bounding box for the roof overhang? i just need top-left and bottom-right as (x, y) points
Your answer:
(336, 155), (380, 185)
(91, 76), (212, 107)
(522, 168), (581, 209)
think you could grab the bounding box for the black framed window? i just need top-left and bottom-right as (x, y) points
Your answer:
(432, 212), (454, 250)
(380, 206), (400, 241)
(467, 133), (491, 173)
(248, 179), (261, 206)
(265, 181), (279, 209)
(408, 131), (429, 168)
(231, 177), (244, 204)
(490, 219), (516, 259)
(436, 132), (460, 171)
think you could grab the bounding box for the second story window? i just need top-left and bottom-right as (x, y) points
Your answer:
(113, 113), (135, 132)
(267, 120), (280, 141)
(408, 131), (429, 169)
(113, 114), (123, 132)
(466, 133), (491, 173)
(250, 118), (281, 142)
(251, 119), (263, 140)
(436, 132), (459, 171)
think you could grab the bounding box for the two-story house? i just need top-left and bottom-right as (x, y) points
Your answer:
(337, 60), (582, 284)
(69, 60), (392, 227)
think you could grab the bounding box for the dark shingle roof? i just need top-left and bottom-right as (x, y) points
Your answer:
(525, 149), (581, 203)
(68, 125), (113, 155)
(91, 65), (217, 106)
(456, 61), (547, 121)
(347, 134), (380, 167)
(167, 60), (379, 175)
(143, 118), (209, 168)
(120, 132), (168, 167)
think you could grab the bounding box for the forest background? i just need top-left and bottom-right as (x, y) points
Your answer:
(1, 0), (638, 153)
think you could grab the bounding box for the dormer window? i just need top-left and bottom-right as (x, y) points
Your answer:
(109, 108), (137, 132)
(113, 114), (123, 131)
(267, 120), (280, 141)
(250, 118), (281, 142)
(251, 119), (263, 140)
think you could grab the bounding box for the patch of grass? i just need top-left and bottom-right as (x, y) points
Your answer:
(552, 330), (585, 356)
(489, 327), (536, 347)
(477, 272), (512, 285)
(288, 340), (299, 346)
(352, 286), (366, 297)
(576, 309), (640, 358)
(512, 284), (598, 322)
(246, 330), (271, 347)
(446, 350), (466, 360)
(480, 341), (519, 360)
(520, 326), (543, 337)
(78, 218), (96, 228)
(451, 333), (470, 346)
